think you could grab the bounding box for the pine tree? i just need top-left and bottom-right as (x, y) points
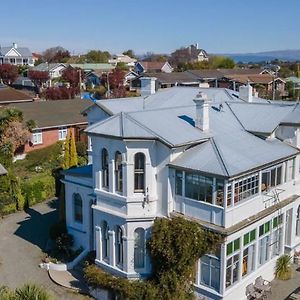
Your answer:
(63, 130), (78, 169)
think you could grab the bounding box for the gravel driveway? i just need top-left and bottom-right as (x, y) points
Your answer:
(0, 199), (90, 299)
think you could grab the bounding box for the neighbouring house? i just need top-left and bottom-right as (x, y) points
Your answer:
(225, 74), (286, 98)
(109, 54), (137, 68)
(0, 163), (7, 175)
(63, 82), (300, 300)
(171, 43), (209, 64)
(8, 99), (91, 155)
(186, 68), (286, 98)
(134, 61), (173, 74)
(31, 63), (67, 79)
(12, 76), (35, 92)
(0, 84), (33, 104)
(69, 63), (115, 74)
(0, 43), (34, 66)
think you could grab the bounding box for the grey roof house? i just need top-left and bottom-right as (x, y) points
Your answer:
(0, 43), (34, 66)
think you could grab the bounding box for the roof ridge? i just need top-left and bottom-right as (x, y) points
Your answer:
(210, 138), (230, 177)
(125, 113), (172, 146)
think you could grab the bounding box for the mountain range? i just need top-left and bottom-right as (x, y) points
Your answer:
(220, 50), (300, 63)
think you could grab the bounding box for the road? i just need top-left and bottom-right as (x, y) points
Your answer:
(0, 199), (90, 299)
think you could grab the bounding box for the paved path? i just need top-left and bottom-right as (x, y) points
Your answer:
(0, 199), (90, 299)
(267, 265), (300, 300)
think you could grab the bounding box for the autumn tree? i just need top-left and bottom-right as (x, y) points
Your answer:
(43, 46), (70, 63)
(61, 67), (83, 89)
(85, 50), (110, 63)
(63, 130), (78, 169)
(0, 108), (31, 154)
(28, 70), (49, 94)
(102, 69), (126, 98)
(0, 64), (19, 85)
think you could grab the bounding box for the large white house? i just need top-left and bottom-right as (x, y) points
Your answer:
(0, 43), (34, 66)
(63, 81), (300, 300)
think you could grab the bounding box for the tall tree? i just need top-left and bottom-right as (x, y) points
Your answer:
(85, 50), (110, 63)
(63, 130), (78, 169)
(43, 46), (70, 63)
(0, 64), (18, 85)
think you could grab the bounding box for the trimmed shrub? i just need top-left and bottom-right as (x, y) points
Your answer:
(21, 174), (55, 207)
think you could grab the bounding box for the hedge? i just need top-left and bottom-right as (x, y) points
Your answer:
(21, 174), (55, 207)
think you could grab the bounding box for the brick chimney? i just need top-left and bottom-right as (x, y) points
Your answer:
(193, 92), (210, 131)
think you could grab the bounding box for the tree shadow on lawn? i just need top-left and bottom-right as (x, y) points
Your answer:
(14, 205), (59, 250)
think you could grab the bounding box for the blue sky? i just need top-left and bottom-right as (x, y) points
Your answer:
(1, 0), (299, 55)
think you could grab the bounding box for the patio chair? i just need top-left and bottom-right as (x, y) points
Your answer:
(246, 283), (265, 299)
(255, 276), (271, 295)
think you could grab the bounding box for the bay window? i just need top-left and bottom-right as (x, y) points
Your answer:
(185, 172), (213, 203)
(226, 253), (240, 288)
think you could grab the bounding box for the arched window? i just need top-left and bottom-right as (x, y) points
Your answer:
(101, 221), (109, 261)
(134, 228), (145, 269)
(296, 206), (300, 236)
(134, 153), (145, 193)
(73, 193), (83, 223)
(102, 148), (109, 188)
(115, 226), (123, 267)
(115, 151), (123, 193)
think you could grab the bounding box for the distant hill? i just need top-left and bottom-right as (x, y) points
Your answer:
(219, 50), (300, 63)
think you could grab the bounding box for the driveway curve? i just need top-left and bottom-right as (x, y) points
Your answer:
(0, 199), (90, 299)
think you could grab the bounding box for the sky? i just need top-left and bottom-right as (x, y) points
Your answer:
(1, 0), (300, 55)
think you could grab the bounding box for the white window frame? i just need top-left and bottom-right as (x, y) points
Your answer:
(58, 127), (68, 140)
(32, 130), (43, 145)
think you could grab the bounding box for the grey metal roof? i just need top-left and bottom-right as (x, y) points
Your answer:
(228, 102), (294, 134)
(281, 104), (300, 125)
(88, 86), (300, 177)
(94, 87), (246, 116)
(0, 46), (32, 57)
(32, 63), (66, 72)
(86, 109), (211, 147)
(0, 163), (7, 175)
(170, 103), (298, 177)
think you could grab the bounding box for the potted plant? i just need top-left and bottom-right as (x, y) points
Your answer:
(294, 250), (300, 265)
(275, 254), (292, 280)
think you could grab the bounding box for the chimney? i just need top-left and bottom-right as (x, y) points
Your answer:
(195, 43), (199, 49)
(193, 92), (210, 131)
(239, 82), (253, 103)
(12, 42), (17, 49)
(140, 77), (156, 97)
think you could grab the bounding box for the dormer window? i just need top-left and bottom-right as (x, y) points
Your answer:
(102, 148), (109, 188)
(134, 153), (145, 193)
